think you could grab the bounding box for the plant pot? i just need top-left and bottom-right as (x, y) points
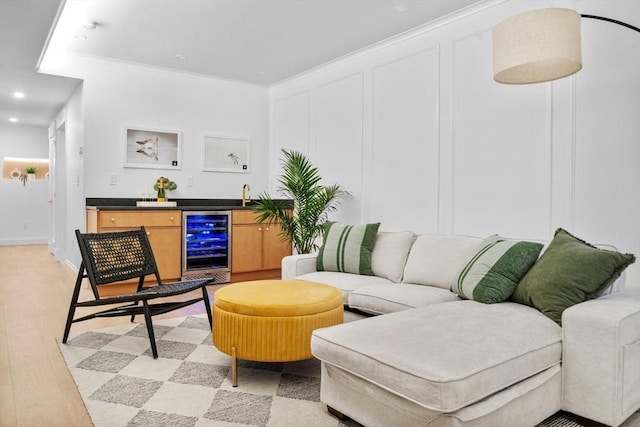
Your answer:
(27, 173), (36, 181)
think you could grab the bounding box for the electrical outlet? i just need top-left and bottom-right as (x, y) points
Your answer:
(108, 174), (117, 185)
(186, 176), (194, 187)
(23, 222), (28, 229)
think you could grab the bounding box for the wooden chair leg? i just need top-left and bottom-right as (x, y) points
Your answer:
(62, 268), (85, 343)
(130, 301), (140, 322)
(202, 286), (213, 328)
(143, 301), (158, 358)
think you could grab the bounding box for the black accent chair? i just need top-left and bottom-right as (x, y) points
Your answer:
(63, 227), (213, 358)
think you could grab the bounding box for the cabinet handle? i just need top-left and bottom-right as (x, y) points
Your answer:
(110, 217), (115, 222)
(265, 227), (270, 232)
(170, 217), (174, 221)
(147, 232), (151, 236)
(258, 227), (262, 232)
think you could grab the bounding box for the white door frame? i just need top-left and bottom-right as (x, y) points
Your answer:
(48, 123), (58, 258)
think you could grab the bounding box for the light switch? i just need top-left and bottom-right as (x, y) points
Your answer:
(186, 176), (194, 187)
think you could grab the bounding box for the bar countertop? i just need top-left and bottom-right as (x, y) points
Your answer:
(85, 198), (293, 211)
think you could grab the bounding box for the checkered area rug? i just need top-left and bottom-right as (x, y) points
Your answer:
(61, 314), (640, 427)
(60, 314), (361, 427)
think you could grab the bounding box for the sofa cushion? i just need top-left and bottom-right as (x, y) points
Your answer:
(371, 231), (416, 282)
(402, 235), (482, 289)
(317, 222), (380, 275)
(311, 300), (562, 413)
(297, 271), (393, 304)
(451, 235), (543, 304)
(348, 283), (460, 315)
(512, 228), (636, 324)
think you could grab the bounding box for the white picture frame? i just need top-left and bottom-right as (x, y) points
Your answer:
(124, 127), (181, 170)
(202, 134), (250, 173)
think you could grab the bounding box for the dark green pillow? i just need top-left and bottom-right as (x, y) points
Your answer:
(452, 235), (543, 304)
(511, 228), (635, 324)
(317, 222), (380, 275)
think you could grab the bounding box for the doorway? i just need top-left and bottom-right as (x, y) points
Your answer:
(48, 121), (66, 262)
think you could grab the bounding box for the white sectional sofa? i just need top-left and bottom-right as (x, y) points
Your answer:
(281, 229), (640, 427)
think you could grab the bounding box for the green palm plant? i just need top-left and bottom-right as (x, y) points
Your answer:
(252, 149), (349, 254)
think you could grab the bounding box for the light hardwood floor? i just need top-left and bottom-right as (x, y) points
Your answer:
(0, 244), (221, 427)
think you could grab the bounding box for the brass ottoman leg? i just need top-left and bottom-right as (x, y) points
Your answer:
(232, 347), (238, 387)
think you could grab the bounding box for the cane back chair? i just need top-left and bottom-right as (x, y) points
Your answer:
(63, 227), (213, 358)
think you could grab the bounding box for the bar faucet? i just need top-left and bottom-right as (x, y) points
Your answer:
(242, 184), (251, 207)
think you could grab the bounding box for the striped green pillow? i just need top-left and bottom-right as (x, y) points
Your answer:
(317, 222), (380, 275)
(452, 236), (543, 304)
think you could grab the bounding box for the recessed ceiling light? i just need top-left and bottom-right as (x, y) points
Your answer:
(174, 54), (188, 60)
(394, 4), (409, 13)
(82, 21), (97, 30)
(9, 117), (18, 123)
(73, 34), (88, 40)
(256, 70), (265, 75)
(13, 92), (25, 99)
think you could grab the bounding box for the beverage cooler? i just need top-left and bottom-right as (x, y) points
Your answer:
(182, 211), (231, 283)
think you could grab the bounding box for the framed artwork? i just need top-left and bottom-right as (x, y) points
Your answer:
(202, 134), (250, 173)
(124, 127), (181, 169)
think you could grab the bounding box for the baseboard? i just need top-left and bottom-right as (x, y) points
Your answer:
(64, 257), (80, 273)
(0, 237), (49, 246)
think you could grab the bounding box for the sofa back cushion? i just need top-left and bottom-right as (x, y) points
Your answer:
(402, 235), (482, 289)
(370, 231), (416, 282)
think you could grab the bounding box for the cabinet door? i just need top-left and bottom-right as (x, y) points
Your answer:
(262, 223), (292, 270)
(231, 224), (263, 273)
(146, 227), (182, 281)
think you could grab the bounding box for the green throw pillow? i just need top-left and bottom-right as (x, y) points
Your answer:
(511, 228), (636, 325)
(451, 235), (543, 304)
(317, 222), (380, 275)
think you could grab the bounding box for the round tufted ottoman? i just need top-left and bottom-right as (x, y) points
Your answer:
(213, 279), (343, 386)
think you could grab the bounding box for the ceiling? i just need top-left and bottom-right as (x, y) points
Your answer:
(1, 0), (482, 128)
(0, 0), (81, 127)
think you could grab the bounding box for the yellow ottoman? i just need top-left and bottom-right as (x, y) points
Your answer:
(213, 279), (343, 386)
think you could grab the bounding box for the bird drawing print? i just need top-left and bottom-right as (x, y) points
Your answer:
(136, 137), (159, 161)
(228, 152), (239, 165)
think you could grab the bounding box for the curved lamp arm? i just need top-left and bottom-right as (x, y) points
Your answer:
(581, 14), (640, 34)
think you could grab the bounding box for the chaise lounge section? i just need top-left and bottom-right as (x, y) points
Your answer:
(282, 226), (640, 426)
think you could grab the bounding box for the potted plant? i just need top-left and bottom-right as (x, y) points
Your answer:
(154, 177), (177, 202)
(25, 167), (37, 180)
(252, 149), (349, 254)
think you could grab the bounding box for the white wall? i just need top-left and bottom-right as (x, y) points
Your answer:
(269, 0), (640, 290)
(0, 123), (50, 244)
(58, 85), (85, 268)
(51, 55), (270, 200)
(40, 55), (270, 268)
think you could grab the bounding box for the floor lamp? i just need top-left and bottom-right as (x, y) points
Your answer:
(492, 8), (640, 85)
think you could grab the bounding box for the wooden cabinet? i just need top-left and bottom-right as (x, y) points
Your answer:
(86, 209), (182, 294)
(231, 210), (292, 281)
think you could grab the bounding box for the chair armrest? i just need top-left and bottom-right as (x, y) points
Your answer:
(562, 292), (640, 426)
(281, 253), (319, 279)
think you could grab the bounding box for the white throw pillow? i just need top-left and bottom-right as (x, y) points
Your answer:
(370, 231), (416, 282)
(402, 235), (483, 289)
